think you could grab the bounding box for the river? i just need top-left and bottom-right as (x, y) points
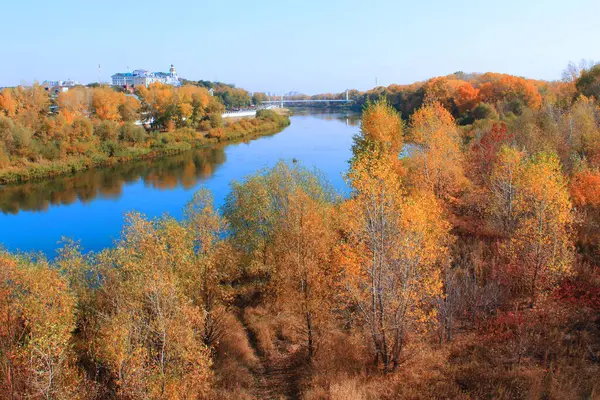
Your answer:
(0, 111), (360, 256)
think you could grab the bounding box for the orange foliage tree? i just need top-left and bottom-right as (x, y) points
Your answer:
(478, 73), (543, 111)
(570, 168), (600, 207)
(454, 82), (480, 114)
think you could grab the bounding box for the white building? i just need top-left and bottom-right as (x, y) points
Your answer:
(42, 79), (79, 89)
(111, 65), (180, 88)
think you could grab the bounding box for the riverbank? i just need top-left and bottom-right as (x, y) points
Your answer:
(0, 112), (290, 185)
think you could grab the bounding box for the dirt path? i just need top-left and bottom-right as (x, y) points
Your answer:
(252, 351), (304, 399)
(240, 315), (306, 399)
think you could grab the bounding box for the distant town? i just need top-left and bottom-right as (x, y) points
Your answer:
(38, 64), (182, 93)
(31, 64), (305, 100)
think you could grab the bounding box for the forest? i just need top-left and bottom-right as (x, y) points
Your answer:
(1, 62), (600, 399)
(0, 83), (289, 184)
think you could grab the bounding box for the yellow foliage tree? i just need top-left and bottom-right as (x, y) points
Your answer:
(270, 187), (338, 358)
(359, 97), (403, 153)
(57, 87), (90, 124)
(91, 87), (125, 121)
(509, 153), (574, 307)
(339, 148), (451, 372)
(0, 252), (81, 398)
(94, 213), (213, 399)
(408, 101), (468, 199)
(489, 146), (525, 235)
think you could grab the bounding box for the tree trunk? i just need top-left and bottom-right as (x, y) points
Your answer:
(306, 312), (314, 359)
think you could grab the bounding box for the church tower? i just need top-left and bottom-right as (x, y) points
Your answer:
(169, 64), (177, 77)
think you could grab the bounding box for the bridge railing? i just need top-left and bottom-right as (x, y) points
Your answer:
(261, 99), (352, 104)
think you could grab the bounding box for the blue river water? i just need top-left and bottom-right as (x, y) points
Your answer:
(0, 111), (359, 256)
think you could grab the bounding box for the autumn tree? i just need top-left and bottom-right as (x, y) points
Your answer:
(478, 73), (543, 112)
(269, 179), (338, 358)
(339, 148), (451, 372)
(489, 146), (525, 235)
(91, 86), (124, 121)
(137, 84), (212, 130)
(182, 189), (236, 348)
(565, 96), (600, 162)
(93, 213), (213, 398)
(0, 252), (81, 398)
(575, 63), (600, 99)
(470, 122), (514, 181)
(422, 76), (466, 112)
(570, 167), (600, 208)
(223, 162), (335, 280)
(118, 95), (141, 123)
(408, 100), (468, 199)
(0, 89), (17, 117)
(0, 85), (50, 132)
(57, 86), (90, 123)
(508, 153), (574, 307)
(252, 92), (267, 106)
(338, 102), (452, 372)
(137, 83), (177, 130)
(454, 82), (480, 114)
(355, 97), (403, 155)
(175, 85), (211, 126)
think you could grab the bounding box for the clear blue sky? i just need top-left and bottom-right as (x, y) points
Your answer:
(1, 0), (599, 94)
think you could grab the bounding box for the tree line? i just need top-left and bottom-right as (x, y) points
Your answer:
(0, 83), (289, 184)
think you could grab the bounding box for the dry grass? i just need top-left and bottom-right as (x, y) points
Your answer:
(298, 297), (600, 400)
(212, 312), (259, 396)
(329, 378), (368, 400)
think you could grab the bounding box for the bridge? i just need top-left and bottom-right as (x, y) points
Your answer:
(262, 90), (353, 107)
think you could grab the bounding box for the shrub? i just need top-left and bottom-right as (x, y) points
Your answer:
(256, 109), (288, 126)
(0, 144), (9, 168)
(119, 123), (147, 143)
(94, 120), (120, 141)
(31, 139), (61, 161)
(243, 306), (276, 356)
(100, 140), (120, 157)
(472, 103), (499, 121)
(199, 120), (212, 132)
(206, 128), (224, 139)
(11, 124), (33, 151)
(212, 313), (259, 397)
(329, 378), (368, 400)
(209, 112), (224, 128)
(71, 117), (93, 141)
(0, 116), (15, 147)
(160, 133), (176, 144)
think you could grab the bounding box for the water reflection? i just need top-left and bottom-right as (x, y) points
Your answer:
(0, 146), (227, 215)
